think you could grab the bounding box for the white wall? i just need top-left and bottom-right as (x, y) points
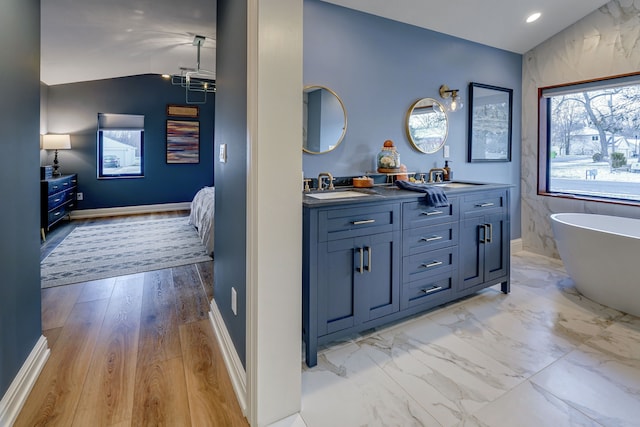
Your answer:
(246, 0), (303, 425)
(521, 0), (640, 257)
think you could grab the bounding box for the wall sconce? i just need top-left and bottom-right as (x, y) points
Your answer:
(439, 85), (464, 112)
(42, 134), (71, 176)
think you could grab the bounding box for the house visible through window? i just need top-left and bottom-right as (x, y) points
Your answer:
(539, 73), (640, 203)
(98, 113), (144, 178)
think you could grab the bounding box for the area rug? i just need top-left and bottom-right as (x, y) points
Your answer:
(41, 217), (212, 288)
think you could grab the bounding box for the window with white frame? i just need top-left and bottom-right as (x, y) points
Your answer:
(97, 113), (144, 178)
(539, 74), (640, 203)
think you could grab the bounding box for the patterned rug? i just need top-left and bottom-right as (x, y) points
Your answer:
(41, 217), (212, 288)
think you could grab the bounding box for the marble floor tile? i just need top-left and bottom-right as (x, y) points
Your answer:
(462, 380), (601, 427)
(584, 314), (640, 361)
(531, 345), (640, 426)
(301, 342), (441, 427)
(360, 318), (525, 427)
(299, 252), (640, 427)
(426, 291), (587, 377)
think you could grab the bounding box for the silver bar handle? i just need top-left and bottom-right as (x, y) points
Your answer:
(352, 219), (375, 225)
(358, 247), (364, 274)
(421, 286), (443, 294)
(475, 202), (495, 207)
(420, 261), (443, 269)
(420, 236), (443, 242)
(366, 246), (372, 272)
(421, 210), (443, 216)
(480, 224), (487, 243)
(486, 223), (493, 243)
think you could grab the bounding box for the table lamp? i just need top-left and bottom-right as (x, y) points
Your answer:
(42, 134), (71, 176)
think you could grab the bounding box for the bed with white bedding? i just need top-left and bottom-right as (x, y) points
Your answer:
(189, 186), (215, 255)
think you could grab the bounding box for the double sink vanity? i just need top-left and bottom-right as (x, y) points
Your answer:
(302, 181), (511, 367)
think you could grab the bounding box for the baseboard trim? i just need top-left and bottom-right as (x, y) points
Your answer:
(0, 336), (49, 426)
(70, 202), (191, 219)
(209, 300), (247, 415)
(511, 238), (523, 254)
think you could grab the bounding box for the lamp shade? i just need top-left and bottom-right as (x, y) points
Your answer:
(42, 134), (71, 150)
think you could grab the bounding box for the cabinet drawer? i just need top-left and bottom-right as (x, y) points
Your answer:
(318, 203), (399, 241)
(403, 222), (458, 255)
(402, 198), (458, 229)
(401, 271), (455, 310)
(461, 190), (507, 217)
(48, 204), (70, 226)
(47, 175), (75, 195)
(47, 188), (74, 210)
(402, 246), (457, 283)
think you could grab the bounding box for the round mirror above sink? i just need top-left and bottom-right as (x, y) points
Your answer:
(405, 97), (448, 154)
(303, 85), (347, 154)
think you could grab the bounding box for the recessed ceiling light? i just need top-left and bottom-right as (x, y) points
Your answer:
(526, 12), (541, 23)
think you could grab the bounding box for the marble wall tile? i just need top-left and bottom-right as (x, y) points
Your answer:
(521, 0), (640, 258)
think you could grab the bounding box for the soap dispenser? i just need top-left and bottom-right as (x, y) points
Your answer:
(443, 160), (452, 181)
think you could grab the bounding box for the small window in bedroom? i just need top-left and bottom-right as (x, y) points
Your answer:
(538, 73), (640, 204)
(98, 113), (144, 178)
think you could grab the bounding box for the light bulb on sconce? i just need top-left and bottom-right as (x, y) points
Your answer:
(439, 84), (464, 112)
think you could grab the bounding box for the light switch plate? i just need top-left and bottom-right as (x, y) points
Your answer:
(443, 145), (450, 158)
(231, 287), (237, 315)
(219, 144), (227, 163)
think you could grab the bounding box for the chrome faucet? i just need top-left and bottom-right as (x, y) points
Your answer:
(428, 168), (446, 183)
(317, 172), (334, 191)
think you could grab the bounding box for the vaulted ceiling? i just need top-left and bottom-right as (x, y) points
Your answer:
(40, 0), (610, 86)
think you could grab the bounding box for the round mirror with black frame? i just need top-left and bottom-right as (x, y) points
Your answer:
(303, 85), (347, 154)
(405, 97), (448, 154)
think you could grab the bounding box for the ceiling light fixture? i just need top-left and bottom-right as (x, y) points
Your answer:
(439, 84), (464, 112)
(171, 35), (216, 104)
(526, 12), (541, 23)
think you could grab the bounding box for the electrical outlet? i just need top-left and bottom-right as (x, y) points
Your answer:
(231, 287), (237, 315)
(443, 145), (450, 158)
(76, 192), (84, 201)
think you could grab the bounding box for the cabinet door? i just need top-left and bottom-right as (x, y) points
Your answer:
(317, 232), (399, 335)
(359, 232), (400, 323)
(459, 216), (485, 290)
(317, 239), (357, 336)
(484, 213), (508, 282)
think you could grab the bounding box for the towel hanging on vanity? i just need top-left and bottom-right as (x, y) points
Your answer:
(395, 180), (449, 207)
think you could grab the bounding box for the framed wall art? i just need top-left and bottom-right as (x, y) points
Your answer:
(468, 82), (513, 162)
(166, 119), (200, 164)
(167, 104), (199, 118)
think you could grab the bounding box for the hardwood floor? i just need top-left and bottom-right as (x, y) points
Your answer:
(16, 214), (247, 427)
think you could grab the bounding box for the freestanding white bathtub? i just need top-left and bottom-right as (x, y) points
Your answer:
(550, 213), (640, 317)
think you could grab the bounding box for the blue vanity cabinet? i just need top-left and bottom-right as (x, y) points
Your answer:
(303, 201), (401, 367)
(303, 184), (511, 367)
(459, 189), (510, 294)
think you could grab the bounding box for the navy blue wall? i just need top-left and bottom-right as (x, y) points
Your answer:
(214, 0), (248, 366)
(303, 0), (523, 238)
(0, 0), (42, 396)
(45, 74), (215, 209)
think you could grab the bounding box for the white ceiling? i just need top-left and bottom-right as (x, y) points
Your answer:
(41, 0), (217, 85)
(40, 0), (609, 86)
(321, 0), (610, 54)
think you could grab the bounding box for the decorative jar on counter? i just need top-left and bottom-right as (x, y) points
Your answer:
(377, 140), (400, 173)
